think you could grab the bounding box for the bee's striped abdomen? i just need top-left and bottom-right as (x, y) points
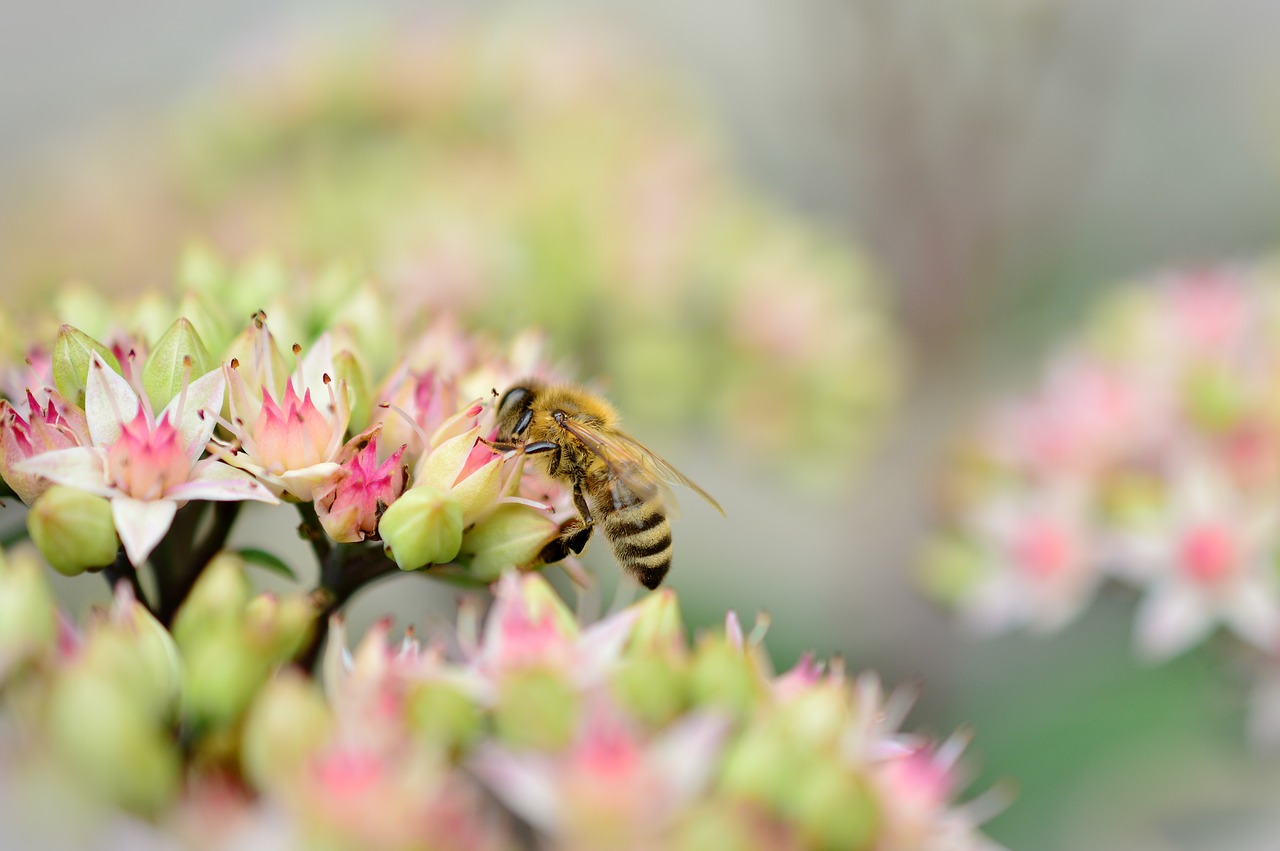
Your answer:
(597, 479), (672, 589)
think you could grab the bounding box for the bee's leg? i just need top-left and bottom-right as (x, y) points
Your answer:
(534, 481), (594, 565)
(566, 481), (593, 553)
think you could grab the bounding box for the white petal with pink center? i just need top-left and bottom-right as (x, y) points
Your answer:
(1122, 462), (1280, 661)
(17, 353), (278, 566)
(961, 478), (1100, 635)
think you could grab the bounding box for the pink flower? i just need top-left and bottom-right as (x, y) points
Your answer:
(958, 480), (1101, 634)
(313, 428), (407, 543)
(471, 701), (726, 844)
(1118, 463), (1280, 661)
(458, 573), (638, 700)
(220, 333), (351, 500)
(0, 389), (90, 504)
(17, 353), (277, 566)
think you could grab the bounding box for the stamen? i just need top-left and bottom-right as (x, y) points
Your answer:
(173, 355), (193, 425)
(496, 495), (552, 512)
(380, 402), (432, 451)
(747, 612), (772, 647)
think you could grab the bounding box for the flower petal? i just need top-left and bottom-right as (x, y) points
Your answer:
(469, 747), (560, 831)
(1224, 579), (1280, 651)
(14, 447), (113, 497)
(85, 352), (143, 447)
(167, 462), (280, 504)
(112, 497), (178, 567)
(160, 366), (225, 465)
(1133, 583), (1214, 662)
(276, 462), (343, 501)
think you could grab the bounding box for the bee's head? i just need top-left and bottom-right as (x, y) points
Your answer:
(494, 382), (537, 441)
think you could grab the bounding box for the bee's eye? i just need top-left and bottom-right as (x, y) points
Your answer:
(514, 408), (534, 436)
(497, 387), (529, 419)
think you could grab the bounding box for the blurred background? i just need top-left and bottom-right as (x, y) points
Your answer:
(6, 1), (1280, 849)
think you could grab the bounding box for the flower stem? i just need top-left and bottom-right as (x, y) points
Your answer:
(296, 545), (400, 671)
(156, 501), (242, 626)
(102, 549), (153, 613)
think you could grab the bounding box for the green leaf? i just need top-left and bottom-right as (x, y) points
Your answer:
(234, 548), (299, 582)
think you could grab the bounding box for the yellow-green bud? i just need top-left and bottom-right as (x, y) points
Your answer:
(689, 637), (763, 718)
(47, 668), (180, 816)
(610, 654), (688, 727)
(494, 667), (579, 751)
(719, 724), (807, 807)
(628, 588), (687, 656)
(0, 548), (57, 674)
(142, 317), (215, 411)
(172, 553), (251, 649)
(52, 325), (121, 408)
(27, 486), (118, 576)
(405, 681), (483, 754)
(379, 486), (464, 570)
(181, 626), (272, 730)
(456, 504), (559, 582)
(241, 670), (333, 790)
(244, 592), (319, 662)
(792, 763), (878, 850)
(672, 802), (762, 851)
(777, 684), (850, 749)
(333, 348), (373, 433)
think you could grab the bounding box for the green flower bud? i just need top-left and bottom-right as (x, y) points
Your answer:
(688, 636), (763, 718)
(333, 348), (373, 433)
(792, 763), (878, 850)
(244, 592), (319, 662)
(405, 680), (483, 754)
(27, 486), (118, 576)
(79, 613), (179, 723)
(172, 553), (251, 649)
(241, 669), (333, 790)
(181, 626), (272, 730)
(494, 667), (579, 751)
(628, 588), (687, 656)
(142, 317), (215, 411)
(416, 427), (504, 526)
(0, 548), (57, 675)
(47, 668), (180, 816)
(177, 290), (233, 357)
(380, 486), (464, 570)
(720, 724), (809, 807)
(456, 504), (559, 582)
(610, 654), (688, 727)
(52, 325), (121, 408)
(672, 803), (763, 851)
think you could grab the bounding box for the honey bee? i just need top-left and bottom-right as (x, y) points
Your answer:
(489, 379), (723, 589)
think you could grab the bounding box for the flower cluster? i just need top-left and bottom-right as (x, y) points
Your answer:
(923, 266), (1280, 740)
(0, 16), (899, 482)
(0, 548), (1003, 850)
(1, 275), (568, 596)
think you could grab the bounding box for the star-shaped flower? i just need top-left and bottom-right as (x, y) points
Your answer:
(17, 354), (278, 566)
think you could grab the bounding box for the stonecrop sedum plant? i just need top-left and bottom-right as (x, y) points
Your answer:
(0, 15), (899, 484)
(923, 264), (1280, 746)
(0, 268), (1004, 850)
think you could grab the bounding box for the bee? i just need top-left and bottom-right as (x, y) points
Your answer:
(489, 379), (723, 589)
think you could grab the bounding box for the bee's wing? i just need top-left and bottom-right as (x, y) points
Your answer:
(555, 418), (725, 516)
